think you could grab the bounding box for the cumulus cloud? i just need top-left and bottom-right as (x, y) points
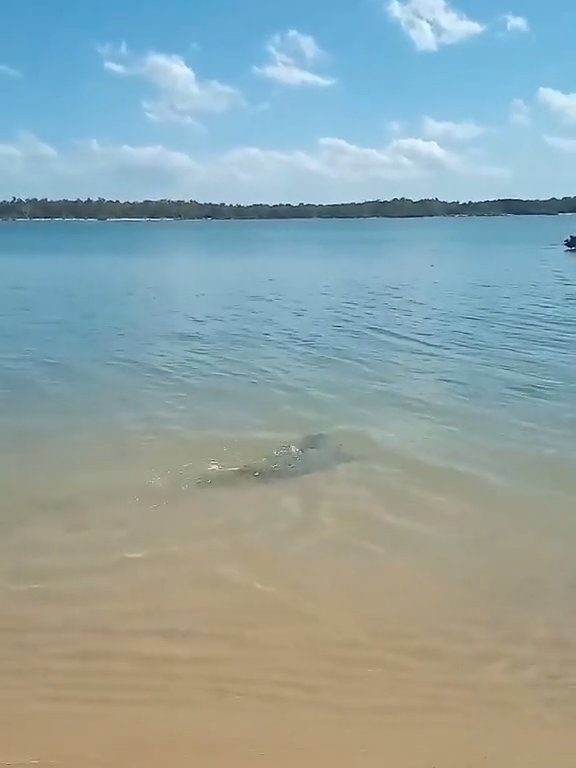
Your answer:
(0, 132), (57, 161)
(98, 43), (243, 124)
(80, 139), (200, 174)
(253, 30), (335, 87)
(538, 87), (576, 124)
(209, 137), (465, 187)
(0, 134), (199, 198)
(422, 116), (485, 141)
(503, 13), (529, 33)
(387, 0), (485, 51)
(0, 63), (21, 77)
(0, 133), (60, 197)
(0, 131), (507, 202)
(510, 98), (530, 125)
(315, 136), (461, 177)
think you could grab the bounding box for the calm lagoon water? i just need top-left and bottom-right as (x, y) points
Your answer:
(1, 217), (576, 766)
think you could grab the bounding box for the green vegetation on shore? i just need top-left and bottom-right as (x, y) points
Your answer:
(2, 196), (576, 220)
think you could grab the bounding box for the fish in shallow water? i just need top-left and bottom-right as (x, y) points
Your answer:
(195, 433), (352, 487)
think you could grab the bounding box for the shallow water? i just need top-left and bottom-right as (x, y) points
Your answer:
(1, 218), (576, 766)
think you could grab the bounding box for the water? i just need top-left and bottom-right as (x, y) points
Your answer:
(1, 217), (576, 767)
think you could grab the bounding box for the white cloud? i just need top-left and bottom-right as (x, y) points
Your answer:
(80, 139), (199, 174)
(503, 13), (529, 33)
(387, 0), (485, 51)
(168, 135), (464, 185)
(510, 98), (530, 125)
(0, 63), (21, 78)
(0, 134), (197, 198)
(318, 135), (461, 176)
(0, 134), (60, 197)
(422, 116), (485, 141)
(253, 30), (335, 87)
(538, 87), (576, 124)
(0, 132), (57, 161)
(0, 131), (507, 202)
(544, 136), (576, 153)
(98, 43), (243, 124)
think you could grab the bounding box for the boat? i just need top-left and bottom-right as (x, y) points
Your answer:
(564, 235), (576, 251)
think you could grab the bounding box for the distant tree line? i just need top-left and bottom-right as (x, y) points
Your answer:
(1, 196), (576, 220)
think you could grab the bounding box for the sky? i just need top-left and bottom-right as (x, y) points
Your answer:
(1, 0), (576, 203)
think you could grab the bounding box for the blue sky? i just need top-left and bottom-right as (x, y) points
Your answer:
(1, 0), (576, 202)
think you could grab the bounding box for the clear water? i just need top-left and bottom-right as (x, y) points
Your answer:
(2, 217), (575, 492)
(1, 217), (576, 766)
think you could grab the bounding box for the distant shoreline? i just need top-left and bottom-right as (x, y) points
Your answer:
(2, 213), (576, 222)
(2, 196), (576, 221)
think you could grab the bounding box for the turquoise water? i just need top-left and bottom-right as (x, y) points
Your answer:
(2, 217), (575, 490)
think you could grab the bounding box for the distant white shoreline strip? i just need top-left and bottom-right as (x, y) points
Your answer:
(2, 212), (575, 223)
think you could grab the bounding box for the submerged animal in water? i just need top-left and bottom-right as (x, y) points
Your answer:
(195, 433), (351, 487)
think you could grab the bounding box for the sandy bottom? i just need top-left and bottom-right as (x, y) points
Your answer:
(1, 434), (575, 767)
